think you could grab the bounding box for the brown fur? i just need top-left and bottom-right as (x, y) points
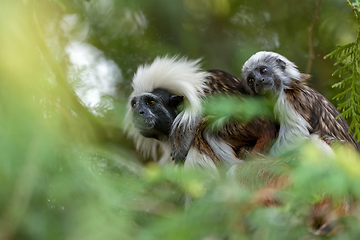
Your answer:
(286, 75), (360, 152)
(185, 70), (278, 162)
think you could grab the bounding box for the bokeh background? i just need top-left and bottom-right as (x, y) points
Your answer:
(1, 0), (360, 239)
(5, 0), (356, 109)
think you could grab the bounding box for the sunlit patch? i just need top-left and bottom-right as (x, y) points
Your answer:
(66, 41), (122, 115)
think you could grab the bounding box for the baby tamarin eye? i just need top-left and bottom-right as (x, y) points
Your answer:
(260, 67), (267, 74)
(147, 100), (155, 106)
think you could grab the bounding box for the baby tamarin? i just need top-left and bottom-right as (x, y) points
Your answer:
(241, 51), (360, 155)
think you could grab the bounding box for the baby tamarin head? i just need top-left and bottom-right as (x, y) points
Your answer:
(241, 51), (305, 95)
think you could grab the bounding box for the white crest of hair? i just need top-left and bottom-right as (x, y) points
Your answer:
(132, 55), (210, 116)
(125, 56), (210, 163)
(241, 51), (302, 91)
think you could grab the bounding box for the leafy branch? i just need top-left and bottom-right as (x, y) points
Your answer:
(325, 0), (360, 142)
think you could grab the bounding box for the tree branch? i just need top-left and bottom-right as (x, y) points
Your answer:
(306, 0), (322, 74)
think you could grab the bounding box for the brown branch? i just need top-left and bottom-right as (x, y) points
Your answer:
(306, 0), (322, 74)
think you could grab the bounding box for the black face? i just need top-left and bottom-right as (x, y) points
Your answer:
(131, 88), (183, 139)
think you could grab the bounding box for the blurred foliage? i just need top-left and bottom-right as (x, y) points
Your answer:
(1, 0), (360, 239)
(203, 95), (274, 130)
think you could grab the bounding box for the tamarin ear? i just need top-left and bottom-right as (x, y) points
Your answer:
(170, 95), (184, 107)
(276, 58), (286, 71)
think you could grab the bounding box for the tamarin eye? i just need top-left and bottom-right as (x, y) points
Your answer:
(147, 100), (155, 106)
(248, 78), (254, 85)
(260, 67), (267, 74)
(131, 100), (136, 108)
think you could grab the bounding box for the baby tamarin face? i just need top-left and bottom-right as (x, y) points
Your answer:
(241, 51), (303, 95)
(244, 63), (283, 94)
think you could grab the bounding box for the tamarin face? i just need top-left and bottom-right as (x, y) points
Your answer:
(243, 59), (286, 95)
(241, 51), (302, 96)
(130, 88), (183, 139)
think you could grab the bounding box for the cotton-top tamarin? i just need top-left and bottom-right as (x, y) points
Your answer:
(125, 56), (278, 174)
(241, 51), (360, 155)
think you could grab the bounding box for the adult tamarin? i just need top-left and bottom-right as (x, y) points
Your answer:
(125, 56), (278, 173)
(241, 51), (360, 155)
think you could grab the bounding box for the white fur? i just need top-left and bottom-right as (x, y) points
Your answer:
(226, 163), (243, 181)
(269, 94), (334, 156)
(182, 133), (242, 177)
(184, 147), (220, 178)
(269, 91), (312, 156)
(204, 133), (243, 167)
(309, 134), (334, 157)
(132, 56), (210, 118)
(124, 56), (210, 165)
